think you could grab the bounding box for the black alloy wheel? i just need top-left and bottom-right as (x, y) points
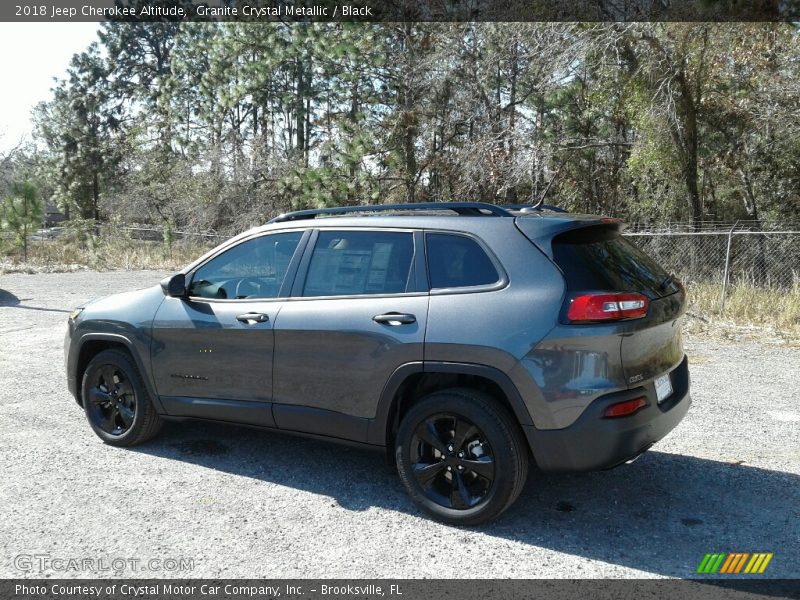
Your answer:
(410, 414), (495, 509)
(86, 364), (136, 435)
(81, 349), (162, 446)
(396, 388), (529, 526)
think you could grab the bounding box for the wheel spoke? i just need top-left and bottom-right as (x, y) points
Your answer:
(100, 366), (118, 391)
(449, 472), (473, 509)
(88, 386), (112, 404)
(415, 419), (447, 454)
(460, 455), (494, 480)
(452, 418), (478, 452)
(412, 461), (447, 487)
(116, 380), (134, 398)
(117, 404), (134, 428)
(102, 406), (119, 432)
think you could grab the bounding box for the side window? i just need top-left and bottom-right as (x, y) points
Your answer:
(303, 231), (414, 297)
(426, 233), (500, 289)
(188, 231), (303, 299)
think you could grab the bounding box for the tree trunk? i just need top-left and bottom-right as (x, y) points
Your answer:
(399, 23), (418, 203)
(673, 71), (703, 229)
(348, 74), (360, 202)
(295, 58), (307, 163)
(739, 168), (760, 223)
(504, 40), (518, 203)
(739, 168), (767, 283)
(92, 171), (100, 222)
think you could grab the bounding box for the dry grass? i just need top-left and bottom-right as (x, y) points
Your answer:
(684, 280), (800, 342)
(0, 232), (214, 274)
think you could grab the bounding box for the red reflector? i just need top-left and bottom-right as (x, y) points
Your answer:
(567, 292), (649, 322)
(604, 397), (647, 418)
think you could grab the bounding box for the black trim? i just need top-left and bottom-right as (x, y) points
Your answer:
(158, 415), (383, 452)
(73, 333), (165, 414)
(369, 362), (424, 445)
(368, 361), (534, 446)
(412, 230), (428, 293)
(161, 396), (275, 427)
(273, 404), (369, 442)
(290, 229), (319, 297)
(278, 228), (313, 298)
(269, 202), (513, 223)
(276, 229), (311, 298)
(502, 203), (568, 213)
(423, 363), (533, 426)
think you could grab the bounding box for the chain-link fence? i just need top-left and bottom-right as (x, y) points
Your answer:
(624, 223), (800, 312)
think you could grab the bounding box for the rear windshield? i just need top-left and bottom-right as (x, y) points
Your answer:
(552, 226), (679, 298)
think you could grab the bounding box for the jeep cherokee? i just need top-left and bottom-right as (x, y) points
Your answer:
(65, 202), (690, 525)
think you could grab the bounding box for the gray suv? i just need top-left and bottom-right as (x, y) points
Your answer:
(65, 202), (690, 525)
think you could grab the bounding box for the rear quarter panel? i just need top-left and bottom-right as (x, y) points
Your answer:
(513, 324), (628, 429)
(423, 222), (566, 427)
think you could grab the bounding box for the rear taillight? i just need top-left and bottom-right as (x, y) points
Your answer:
(566, 292), (649, 322)
(603, 397), (647, 418)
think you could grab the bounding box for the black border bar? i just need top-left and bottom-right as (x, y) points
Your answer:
(2, 0), (799, 22)
(3, 579), (800, 600)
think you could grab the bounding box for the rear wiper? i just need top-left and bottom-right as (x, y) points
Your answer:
(658, 274), (675, 291)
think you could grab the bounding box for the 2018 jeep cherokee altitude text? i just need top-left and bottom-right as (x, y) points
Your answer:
(65, 202), (690, 525)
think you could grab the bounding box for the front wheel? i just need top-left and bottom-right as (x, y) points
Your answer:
(81, 349), (162, 447)
(395, 389), (528, 526)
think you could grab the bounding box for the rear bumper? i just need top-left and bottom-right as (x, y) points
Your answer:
(524, 355), (690, 472)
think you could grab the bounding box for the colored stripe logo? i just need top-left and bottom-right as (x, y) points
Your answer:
(697, 553), (773, 574)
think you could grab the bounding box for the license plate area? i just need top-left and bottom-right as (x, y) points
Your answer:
(655, 373), (673, 403)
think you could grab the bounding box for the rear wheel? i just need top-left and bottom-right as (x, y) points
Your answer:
(395, 388), (528, 525)
(81, 349), (162, 447)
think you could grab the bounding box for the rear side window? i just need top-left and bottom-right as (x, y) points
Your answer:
(426, 233), (500, 289)
(552, 226), (678, 298)
(303, 231), (414, 297)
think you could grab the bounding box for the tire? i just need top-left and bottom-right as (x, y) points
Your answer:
(81, 349), (162, 447)
(395, 388), (529, 526)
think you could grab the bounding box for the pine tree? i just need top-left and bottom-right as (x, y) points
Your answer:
(1, 181), (42, 261)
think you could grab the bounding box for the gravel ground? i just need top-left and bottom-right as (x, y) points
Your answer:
(0, 270), (798, 579)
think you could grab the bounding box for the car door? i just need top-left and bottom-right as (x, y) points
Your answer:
(271, 228), (428, 442)
(151, 230), (308, 426)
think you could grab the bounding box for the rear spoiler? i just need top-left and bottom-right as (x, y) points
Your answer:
(514, 216), (624, 259)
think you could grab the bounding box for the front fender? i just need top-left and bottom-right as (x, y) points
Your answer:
(65, 284), (166, 413)
(68, 331), (165, 414)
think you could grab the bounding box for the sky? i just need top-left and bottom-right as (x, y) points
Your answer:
(0, 22), (100, 153)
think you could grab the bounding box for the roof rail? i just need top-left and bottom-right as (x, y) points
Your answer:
(501, 203), (569, 214)
(268, 202), (515, 223)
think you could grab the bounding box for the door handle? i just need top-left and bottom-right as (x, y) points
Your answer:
(236, 312), (269, 324)
(373, 312), (416, 325)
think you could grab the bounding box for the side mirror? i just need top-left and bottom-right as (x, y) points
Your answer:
(160, 273), (187, 298)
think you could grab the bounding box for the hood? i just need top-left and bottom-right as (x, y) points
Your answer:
(81, 284), (166, 321)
